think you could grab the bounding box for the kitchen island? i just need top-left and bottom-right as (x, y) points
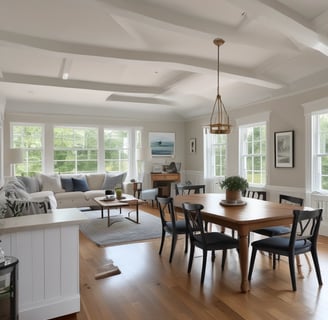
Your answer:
(0, 208), (87, 320)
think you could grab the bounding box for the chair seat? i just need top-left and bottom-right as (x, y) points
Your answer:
(166, 220), (187, 234)
(252, 237), (312, 255)
(140, 188), (158, 200)
(194, 232), (239, 250)
(253, 226), (291, 237)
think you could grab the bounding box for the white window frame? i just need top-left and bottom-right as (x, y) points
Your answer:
(309, 110), (328, 193)
(203, 127), (227, 179)
(236, 112), (270, 187)
(53, 126), (99, 174)
(10, 122), (142, 179)
(303, 97), (328, 194)
(10, 122), (44, 175)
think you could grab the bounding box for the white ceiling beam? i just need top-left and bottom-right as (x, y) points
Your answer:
(0, 73), (162, 95)
(95, 0), (298, 53)
(229, 0), (328, 56)
(106, 94), (170, 105)
(0, 30), (283, 90)
(59, 58), (72, 80)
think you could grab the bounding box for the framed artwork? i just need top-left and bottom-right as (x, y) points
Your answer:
(189, 138), (196, 153)
(149, 132), (175, 157)
(274, 130), (294, 168)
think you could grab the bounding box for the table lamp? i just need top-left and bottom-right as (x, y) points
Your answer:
(9, 148), (23, 176)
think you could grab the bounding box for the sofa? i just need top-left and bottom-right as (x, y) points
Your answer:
(0, 172), (127, 218)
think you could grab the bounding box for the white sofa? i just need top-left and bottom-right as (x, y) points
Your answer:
(0, 172), (127, 217)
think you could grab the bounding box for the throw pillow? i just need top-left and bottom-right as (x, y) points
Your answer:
(17, 176), (40, 193)
(86, 173), (105, 190)
(39, 174), (64, 193)
(72, 176), (90, 192)
(7, 178), (26, 190)
(3, 179), (29, 198)
(102, 172), (127, 190)
(60, 176), (74, 192)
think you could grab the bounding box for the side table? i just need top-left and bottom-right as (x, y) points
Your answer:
(0, 256), (19, 320)
(133, 182), (143, 198)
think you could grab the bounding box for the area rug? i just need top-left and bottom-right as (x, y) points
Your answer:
(79, 209), (162, 247)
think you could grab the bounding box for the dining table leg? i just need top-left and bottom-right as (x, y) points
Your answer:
(238, 228), (250, 293)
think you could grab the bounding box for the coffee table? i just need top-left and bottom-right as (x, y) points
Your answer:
(94, 195), (143, 226)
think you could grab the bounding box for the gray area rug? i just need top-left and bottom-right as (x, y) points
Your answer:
(79, 209), (162, 247)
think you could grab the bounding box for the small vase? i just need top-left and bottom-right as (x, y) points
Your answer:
(225, 190), (241, 203)
(115, 188), (123, 199)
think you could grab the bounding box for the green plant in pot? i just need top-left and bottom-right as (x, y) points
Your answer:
(220, 176), (248, 203)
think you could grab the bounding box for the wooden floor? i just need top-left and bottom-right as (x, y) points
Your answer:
(54, 205), (328, 320)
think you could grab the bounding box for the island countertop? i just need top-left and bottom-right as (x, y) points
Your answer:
(0, 208), (87, 234)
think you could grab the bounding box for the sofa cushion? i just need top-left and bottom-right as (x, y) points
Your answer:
(17, 176), (40, 193)
(39, 174), (64, 193)
(84, 190), (105, 200)
(72, 176), (89, 192)
(60, 176), (74, 192)
(86, 173), (105, 190)
(102, 172), (127, 190)
(55, 191), (84, 200)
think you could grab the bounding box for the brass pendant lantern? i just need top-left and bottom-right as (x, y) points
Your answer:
(209, 38), (232, 134)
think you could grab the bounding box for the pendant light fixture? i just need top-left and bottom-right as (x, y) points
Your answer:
(209, 38), (232, 134)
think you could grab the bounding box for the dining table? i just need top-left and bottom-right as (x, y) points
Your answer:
(174, 193), (300, 293)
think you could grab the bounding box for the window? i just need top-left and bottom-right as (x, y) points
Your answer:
(239, 123), (266, 185)
(104, 129), (129, 172)
(11, 123), (43, 176)
(54, 126), (98, 174)
(312, 112), (328, 191)
(204, 128), (227, 178)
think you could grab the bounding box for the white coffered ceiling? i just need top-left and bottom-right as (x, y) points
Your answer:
(1, 0), (328, 119)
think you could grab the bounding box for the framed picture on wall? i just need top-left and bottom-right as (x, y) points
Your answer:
(149, 132), (175, 157)
(274, 130), (294, 168)
(189, 138), (196, 153)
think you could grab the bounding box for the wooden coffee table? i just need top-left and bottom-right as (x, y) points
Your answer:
(94, 195), (143, 226)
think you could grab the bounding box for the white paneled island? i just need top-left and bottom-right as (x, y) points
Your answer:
(0, 208), (87, 320)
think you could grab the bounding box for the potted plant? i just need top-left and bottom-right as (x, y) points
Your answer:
(220, 176), (248, 203)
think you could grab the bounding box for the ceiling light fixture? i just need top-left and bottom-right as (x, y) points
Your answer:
(209, 38), (232, 134)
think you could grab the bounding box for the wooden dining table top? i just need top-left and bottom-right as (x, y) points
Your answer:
(174, 193), (297, 228)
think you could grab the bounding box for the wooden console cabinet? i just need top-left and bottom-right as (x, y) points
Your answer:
(151, 173), (180, 197)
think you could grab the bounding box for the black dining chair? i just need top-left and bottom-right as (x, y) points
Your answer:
(242, 189), (267, 200)
(252, 194), (305, 268)
(253, 194), (303, 237)
(248, 208), (323, 291)
(182, 202), (239, 284)
(157, 197), (188, 263)
(175, 183), (205, 196)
